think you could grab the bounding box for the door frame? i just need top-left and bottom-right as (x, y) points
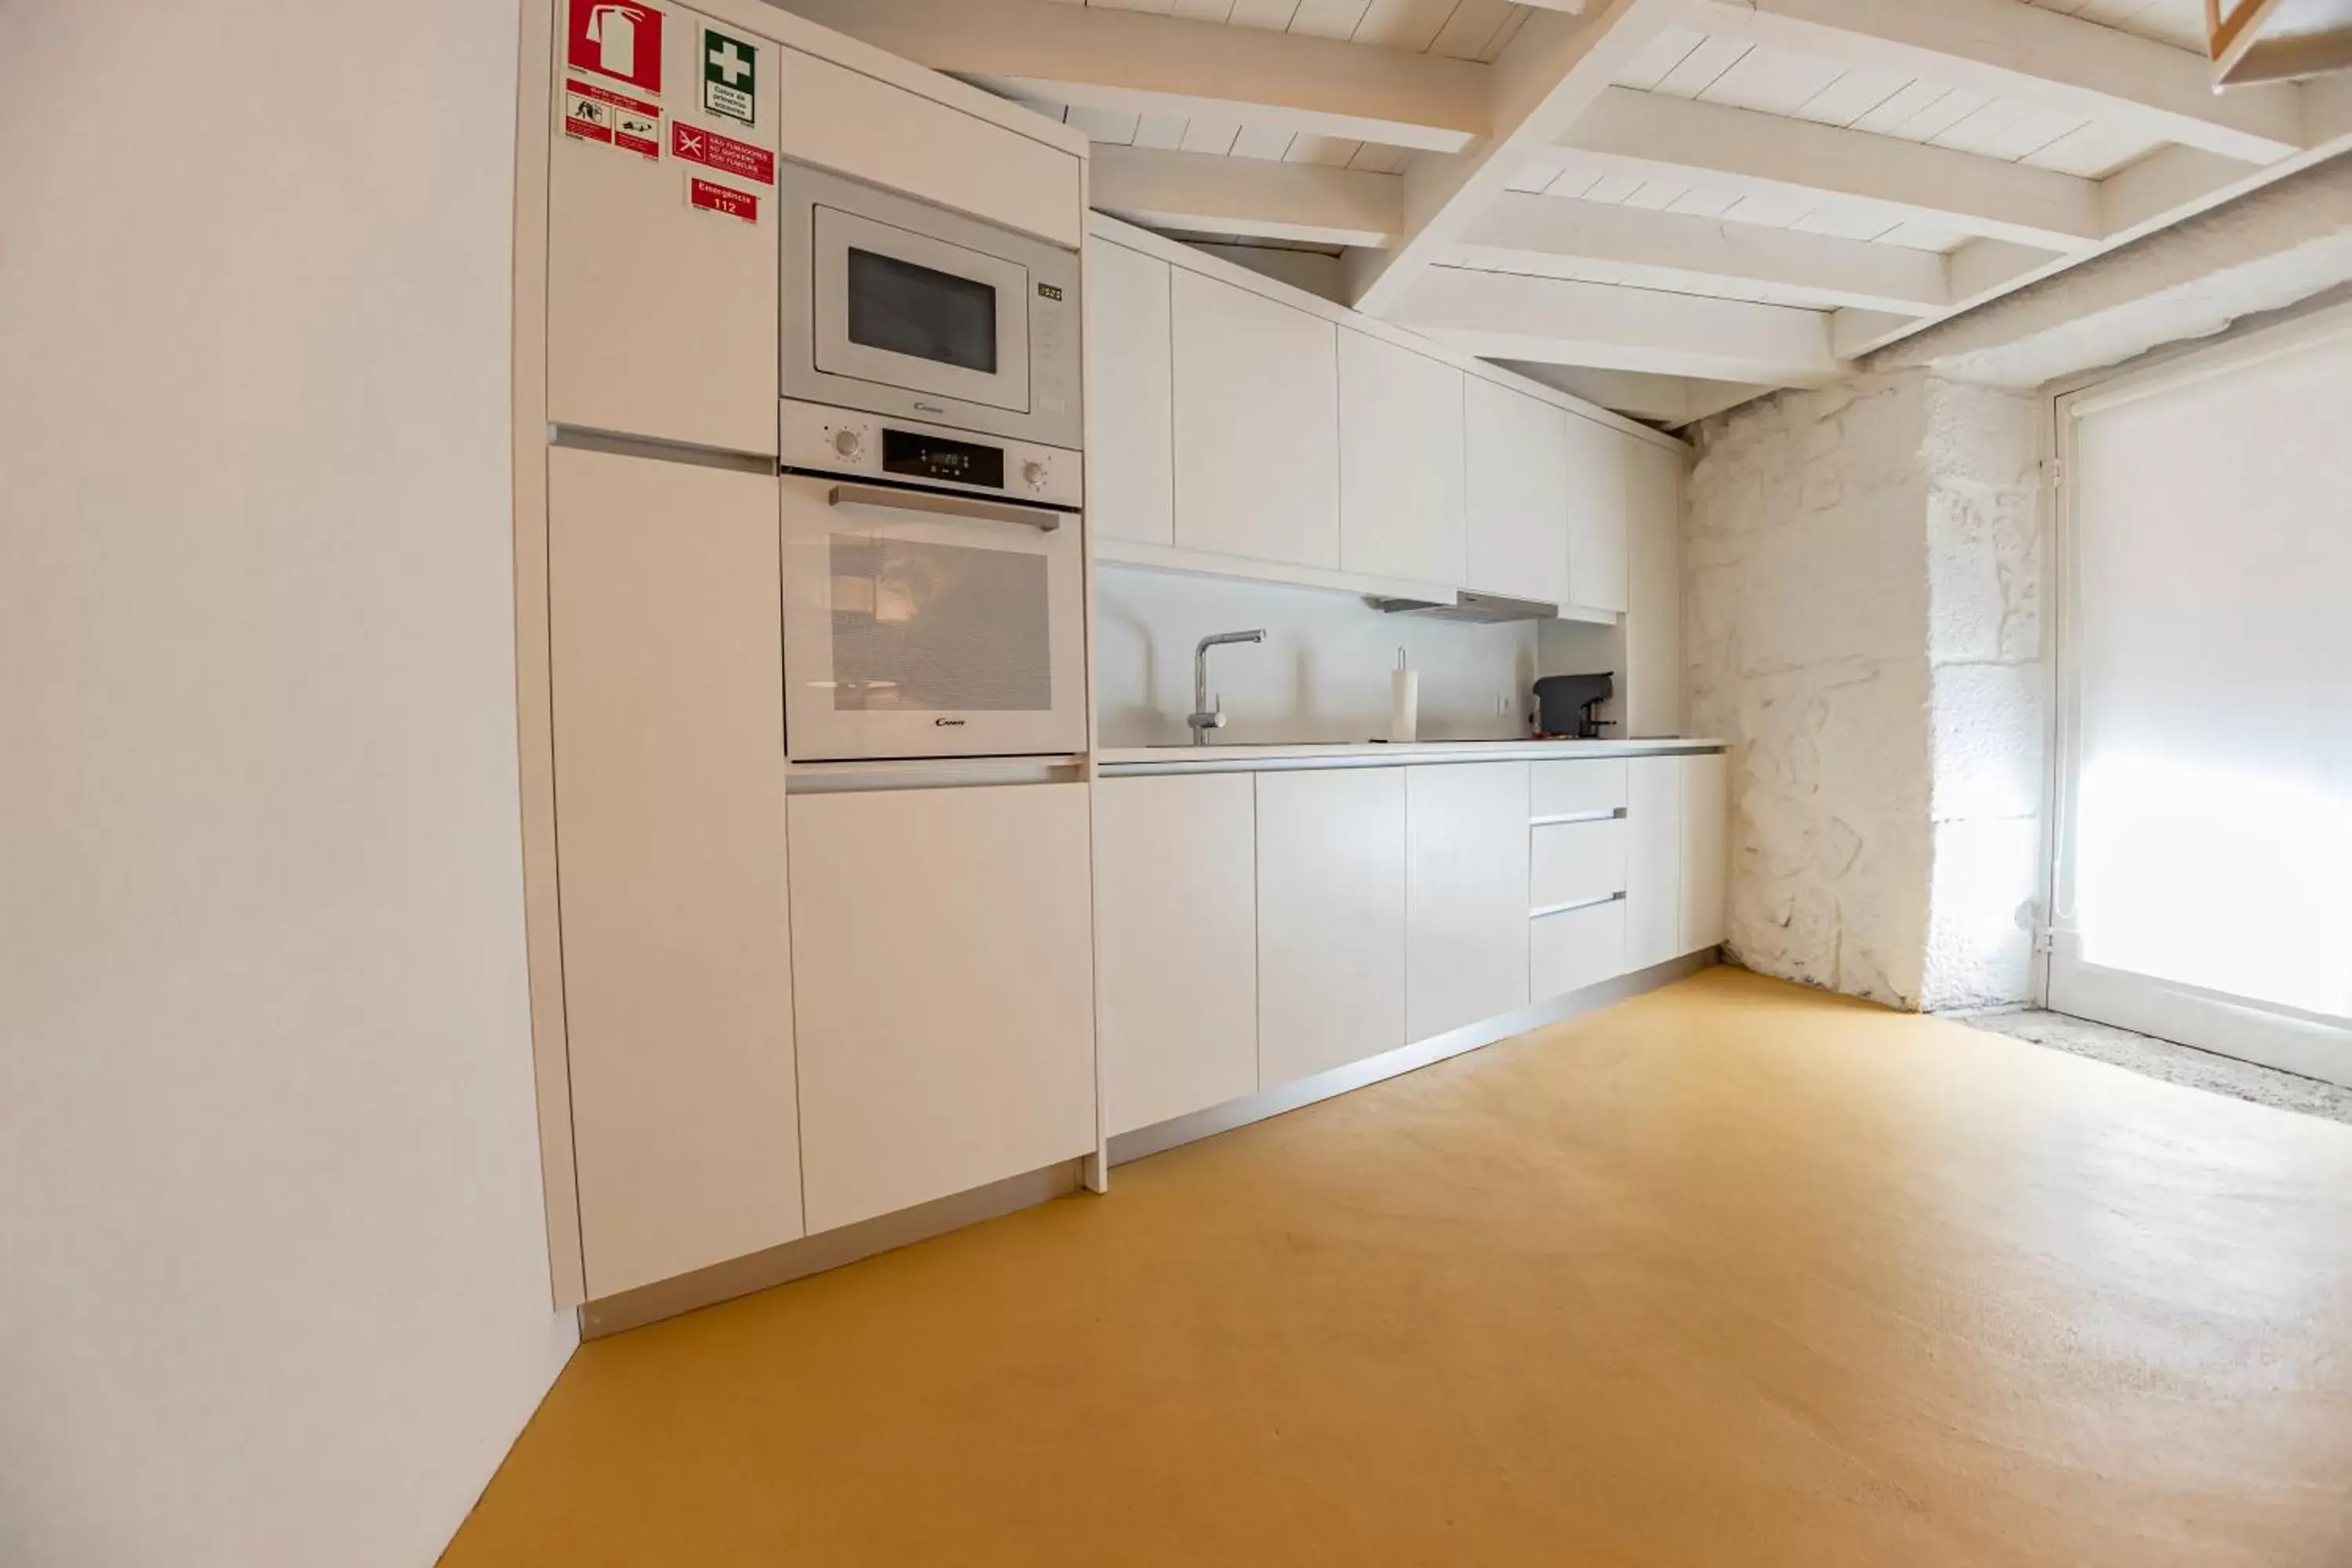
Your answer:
(2040, 299), (2352, 1088)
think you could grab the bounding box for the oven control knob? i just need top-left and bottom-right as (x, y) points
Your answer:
(1022, 459), (1048, 491)
(831, 427), (865, 462)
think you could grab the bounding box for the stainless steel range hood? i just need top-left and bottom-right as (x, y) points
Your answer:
(1370, 589), (1557, 624)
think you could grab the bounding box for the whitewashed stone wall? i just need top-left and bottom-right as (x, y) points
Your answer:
(1687, 372), (2042, 1011)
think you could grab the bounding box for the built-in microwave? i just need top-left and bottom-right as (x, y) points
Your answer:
(779, 162), (1082, 452)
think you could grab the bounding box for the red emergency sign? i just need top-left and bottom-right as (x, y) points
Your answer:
(568, 0), (663, 94)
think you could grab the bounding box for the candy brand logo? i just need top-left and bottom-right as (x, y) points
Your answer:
(933, 717), (967, 728)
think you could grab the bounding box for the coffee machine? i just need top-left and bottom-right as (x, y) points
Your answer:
(1533, 673), (1614, 740)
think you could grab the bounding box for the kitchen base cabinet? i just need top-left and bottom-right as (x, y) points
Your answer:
(1625, 756), (1684, 973)
(1257, 768), (1407, 1088)
(1406, 763), (1531, 1043)
(1682, 751), (1731, 952)
(1097, 774), (1258, 1136)
(789, 783), (1098, 1236)
(1531, 900), (1627, 1000)
(549, 448), (803, 1300)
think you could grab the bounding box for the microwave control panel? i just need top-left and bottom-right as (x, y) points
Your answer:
(780, 399), (1083, 510)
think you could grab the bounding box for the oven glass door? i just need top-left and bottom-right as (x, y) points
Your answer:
(813, 206), (1032, 416)
(780, 477), (1087, 760)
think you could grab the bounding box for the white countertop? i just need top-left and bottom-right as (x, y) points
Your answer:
(1098, 737), (1727, 771)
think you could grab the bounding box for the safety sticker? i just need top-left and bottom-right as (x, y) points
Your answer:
(612, 106), (661, 159)
(688, 177), (758, 223)
(563, 90), (614, 144)
(702, 27), (757, 125)
(564, 80), (659, 153)
(567, 0), (662, 94)
(670, 122), (774, 185)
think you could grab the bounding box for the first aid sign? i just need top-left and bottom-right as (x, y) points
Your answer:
(568, 0), (662, 94)
(703, 28), (757, 125)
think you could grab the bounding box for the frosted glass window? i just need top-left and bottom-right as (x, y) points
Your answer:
(2068, 329), (2352, 1019)
(828, 535), (1051, 712)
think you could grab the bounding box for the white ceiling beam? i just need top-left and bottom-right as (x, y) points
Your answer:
(775, 0), (1486, 153)
(1683, 0), (2306, 166)
(1454, 192), (1961, 312)
(1555, 87), (2104, 252)
(1497, 362), (1772, 424)
(1346, 0), (1689, 316)
(1090, 146), (1402, 247)
(1390, 266), (1841, 383)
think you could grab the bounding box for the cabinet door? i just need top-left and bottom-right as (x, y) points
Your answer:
(1681, 751), (1730, 953)
(1532, 900), (1627, 999)
(550, 447), (802, 1299)
(1085, 238), (1174, 546)
(1339, 329), (1466, 586)
(789, 783), (1098, 1235)
(1406, 763), (1532, 1042)
(1171, 268), (1341, 568)
(1623, 438), (1687, 736)
(1097, 774), (1258, 1136)
(547, 5), (779, 456)
(1258, 768), (1407, 1087)
(1465, 378), (1570, 607)
(1563, 415), (1631, 615)
(1624, 755), (1684, 972)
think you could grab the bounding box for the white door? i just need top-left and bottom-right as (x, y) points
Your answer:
(1096, 774), (1258, 1134)
(1338, 329), (1467, 586)
(1465, 378), (1569, 607)
(548, 4), (780, 456)
(777, 475), (1089, 760)
(1563, 415), (1630, 615)
(789, 782), (1099, 1233)
(1257, 768), (1407, 1086)
(1406, 763), (1532, 1042)
(548, 447), (803, 1298)
(1170, 267), (1341, 568)
(2050, 315), (2352, 1087)
(1084, 238), (1174, 546)
(1624, 755), (1683, 972)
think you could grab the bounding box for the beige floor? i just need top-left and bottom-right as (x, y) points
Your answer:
(443, 968), (2352, 1566)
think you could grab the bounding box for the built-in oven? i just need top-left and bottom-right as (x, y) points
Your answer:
(779, 162), (1081, 452)
(779, 402), (1087, 762)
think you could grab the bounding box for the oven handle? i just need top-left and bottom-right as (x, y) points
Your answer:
(826, 483), (1063, 532)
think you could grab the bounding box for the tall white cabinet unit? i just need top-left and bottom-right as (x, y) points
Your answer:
(547, 447), (803, 1300)
(1257, 768), (1408, 1087)
(1406, 763), (1533, 1041)
(1095, 774), (1258, 1136)
(1170, 268), (1341, 568)
(787, 784), (1099, 1236)
(1084, 238), (1174, 547)
(1338, 330), (1467, 586)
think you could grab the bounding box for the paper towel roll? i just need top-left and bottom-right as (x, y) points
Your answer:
(1389, 651), (1419, 744)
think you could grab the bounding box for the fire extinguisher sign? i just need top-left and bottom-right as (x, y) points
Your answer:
(567, 0), (662, 95)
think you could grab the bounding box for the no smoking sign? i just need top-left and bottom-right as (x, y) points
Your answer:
(703, 27), (756, 125)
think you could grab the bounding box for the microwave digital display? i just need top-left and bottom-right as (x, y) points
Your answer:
(882, 428), (1006, 490)
(846, 248), (999, 374)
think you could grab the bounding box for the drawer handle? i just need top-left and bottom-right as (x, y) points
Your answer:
(828, 483), (1063, 532)
(1531, 892), (1624, 920)
(1531, 808), (1622, 826)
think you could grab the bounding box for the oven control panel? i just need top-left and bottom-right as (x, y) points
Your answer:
(780, 399), (1082, 510)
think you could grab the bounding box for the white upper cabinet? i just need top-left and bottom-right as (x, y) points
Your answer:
(1257, 767), (1407, 1087)
(1338, 330), (1466, 586)
(1406, 763), (1532, 1043)
(1171, 267), (1341, 569)
(1563, 415), (1632, 615)
(1085, 238), (1174, 546)
(1465, 378), (1570, 608)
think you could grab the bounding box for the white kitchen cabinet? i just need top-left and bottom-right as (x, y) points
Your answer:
(1622, 437), (1687, 736)
(1406, 763), (1531, 1043)
(1465, 377), (1570, 608)
(546, 5), (779, 457)
(1563, 415), (1632, 615)
(1096, 774), (1258, 1136)
(1531, 757), (1628, 820)
(789, 783), (1098, 1236)
(1085, 238), (1175, 546)
(1681, 751), (1731, 953)
(1531, 900), (1627, 999)
(1338, 330), (1466, 586)
(1624, 755), (1684, 973)
(1257, 768), (1407, 1087)
(1171, 268), (1341, 569)
(1531, 818), (1628, 912)
(548, 448), (802, 1299)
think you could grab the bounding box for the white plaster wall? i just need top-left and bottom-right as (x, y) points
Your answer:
(1094, 567), (1536, 746)
(0, 4), (575, 1566)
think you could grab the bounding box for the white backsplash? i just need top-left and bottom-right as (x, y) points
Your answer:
(1092, 565), (1538, 747)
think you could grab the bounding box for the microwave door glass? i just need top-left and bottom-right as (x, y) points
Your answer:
(845, 249), (998, 374)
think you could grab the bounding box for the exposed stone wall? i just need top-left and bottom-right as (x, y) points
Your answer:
(1687, 372), (2044, 1011)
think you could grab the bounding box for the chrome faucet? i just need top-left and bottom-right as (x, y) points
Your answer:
(1189, 630), (1267, 745)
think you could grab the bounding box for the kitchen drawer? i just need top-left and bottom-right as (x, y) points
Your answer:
(1531, 759), (1628, 820)
(1530, 817), (1628, 912)
(1531, 899), (1627, 999)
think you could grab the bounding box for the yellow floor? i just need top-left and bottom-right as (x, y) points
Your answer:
(444, 968), (2352, 1566)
